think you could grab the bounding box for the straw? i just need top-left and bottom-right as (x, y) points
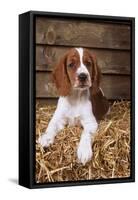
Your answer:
(35, 101), (130, 183)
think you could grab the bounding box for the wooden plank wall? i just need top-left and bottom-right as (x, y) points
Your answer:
(36, 17), (131, 104)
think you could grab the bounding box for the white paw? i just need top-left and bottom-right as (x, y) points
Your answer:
(77, 137), (93, 165)
(38, 133), (54, 147)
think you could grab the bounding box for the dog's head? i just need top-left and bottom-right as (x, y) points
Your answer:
(52, 48), (101, 96)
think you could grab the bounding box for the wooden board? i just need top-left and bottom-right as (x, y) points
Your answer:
(36, 72), (130, 100)
(36, 45), (130, 75)
(36, 17), (131, 50)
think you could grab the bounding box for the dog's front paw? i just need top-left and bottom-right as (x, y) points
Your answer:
(77, 137), (93, 165)
(38, 133), (54, 148)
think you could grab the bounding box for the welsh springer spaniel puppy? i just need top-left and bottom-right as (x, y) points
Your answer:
(38, 48), (109, 165)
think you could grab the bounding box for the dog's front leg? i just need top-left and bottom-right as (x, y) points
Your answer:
(38, 107), (65, 148)
(77, 119), (98, 165)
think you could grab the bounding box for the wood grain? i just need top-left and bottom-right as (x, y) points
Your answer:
(36, 45), (130, 74)
(36, 17), (131, 50)
(36, 72), (130, 100)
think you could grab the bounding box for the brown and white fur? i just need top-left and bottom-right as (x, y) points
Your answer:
(38, 48), (109, 165)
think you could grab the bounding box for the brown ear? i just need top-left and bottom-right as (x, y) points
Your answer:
(52, 54), (71, 96)
(90, 54), (109, 121)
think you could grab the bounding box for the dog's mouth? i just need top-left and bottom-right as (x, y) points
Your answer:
(79, 84), (89, 88)
(73, 78), (91, 89)
(74, 83), (91, 89)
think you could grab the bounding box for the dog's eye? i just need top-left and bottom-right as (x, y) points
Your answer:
(86, 61), (91, 67)
(68, 63), (74, 68)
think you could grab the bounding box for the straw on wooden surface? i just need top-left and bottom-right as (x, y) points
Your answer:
(35, 101), (130, 183)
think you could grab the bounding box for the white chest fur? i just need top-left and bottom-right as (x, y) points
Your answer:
(56, 89), (94, 127)
(63, 101), (83, 126)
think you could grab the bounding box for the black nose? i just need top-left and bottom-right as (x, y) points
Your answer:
(78, 73), (87, 82)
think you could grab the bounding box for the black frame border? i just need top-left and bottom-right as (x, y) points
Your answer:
(19, 11), (135, 189)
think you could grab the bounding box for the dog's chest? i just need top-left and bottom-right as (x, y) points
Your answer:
(64, 103), (82, 127)
(59, 93), (91, 127)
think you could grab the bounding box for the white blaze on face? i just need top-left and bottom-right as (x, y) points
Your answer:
(76, 48), (89, 75)
(75, 48), (91, 87)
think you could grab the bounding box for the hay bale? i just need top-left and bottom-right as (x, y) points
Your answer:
(35, 101), (130, 183)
